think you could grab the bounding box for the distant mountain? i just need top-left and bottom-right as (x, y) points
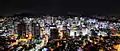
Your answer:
(13, 12), (36, 16)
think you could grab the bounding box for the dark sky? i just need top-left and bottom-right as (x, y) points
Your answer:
(0, 0), (120, 16)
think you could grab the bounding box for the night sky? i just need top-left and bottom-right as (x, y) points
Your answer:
(0, 0), (120, 16)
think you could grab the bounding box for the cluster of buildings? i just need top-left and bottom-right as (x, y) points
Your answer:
(0, 16), (120, 38)
(0, 15), (120, 51)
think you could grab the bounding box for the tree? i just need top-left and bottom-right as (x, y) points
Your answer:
(64, 32), (69, 37)
(79, 32), (83, 35)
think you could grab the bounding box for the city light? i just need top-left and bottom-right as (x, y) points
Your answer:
(0, 16), (120, 51)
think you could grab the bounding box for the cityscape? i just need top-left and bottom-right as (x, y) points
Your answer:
(0, 15), (120, 51)
(1, 0), (120, 51)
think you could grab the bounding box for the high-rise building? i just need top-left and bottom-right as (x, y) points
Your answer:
(17, 23), (26, 36)
(50, 29), (59, 39)
(32, 23), (40, 36)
